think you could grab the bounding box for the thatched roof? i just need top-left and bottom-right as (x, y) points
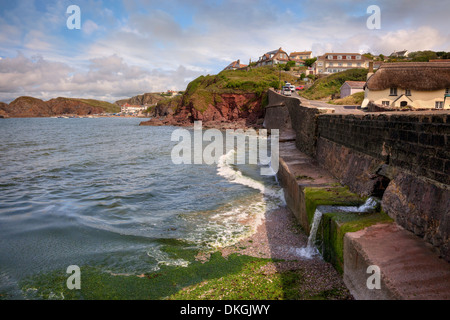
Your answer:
(366, 62), (450, 91)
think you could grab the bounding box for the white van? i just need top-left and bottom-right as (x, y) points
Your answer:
(283, 87), (292, 96)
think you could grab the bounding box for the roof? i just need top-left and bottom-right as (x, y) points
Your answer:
(225, 60), (248, 69)
(290, 51), (312, 56)
(366, 62), (450, 91)
(318, 53), (370, 61)
(342, 81), (366, 89)
(390, 50), (408, 56)
(265, 47), (287, 56)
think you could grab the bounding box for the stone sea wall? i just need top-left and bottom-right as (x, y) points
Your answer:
(266, 89), (450, 262)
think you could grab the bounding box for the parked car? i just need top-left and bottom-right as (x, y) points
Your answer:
(283, 86), (292, 96)
(296, 85), (305, 91)
(289, 85), (296, 92)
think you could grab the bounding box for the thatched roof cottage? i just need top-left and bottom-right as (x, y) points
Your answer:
(362, 62), (450, 110)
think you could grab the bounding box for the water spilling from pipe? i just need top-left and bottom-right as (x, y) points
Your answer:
(294, 197), (380, 259)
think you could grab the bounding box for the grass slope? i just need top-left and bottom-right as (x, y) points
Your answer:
(74, 98), (121, 113)
(183, 66), (300, 111)
(329, 91), (365, 105)
(301, 69), (368, 100)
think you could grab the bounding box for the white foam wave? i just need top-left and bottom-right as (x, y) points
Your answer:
(217, 150), (284, 201)
(191, 149), (285, 250)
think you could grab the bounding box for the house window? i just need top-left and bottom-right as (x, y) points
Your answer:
(318, 62), (323, 66)
(382, 101), (390, 106)
(435, 101), (444, 109)
(347, 55), (351, 59)
(390, 87), (398, 96)
(338, 55), (342, 59)
(405, 89), (411, 96)
(328, 62), (334, 66)
(356, 55), (361, 60)
(338, 63), (343, 66)
(328, 55), (333, 59)
(347, 63), (352, 66)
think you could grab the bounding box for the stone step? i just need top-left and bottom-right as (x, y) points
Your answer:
(344, 223), (450, 300)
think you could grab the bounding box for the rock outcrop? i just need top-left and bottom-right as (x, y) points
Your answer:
(6, 96), (53, 118)
(0, 97), (106, 117)
(0, 102), (9, 118)
(47, 98), (103, 115)
(115, 93), (165, 107)
(140, 92), (264, 129)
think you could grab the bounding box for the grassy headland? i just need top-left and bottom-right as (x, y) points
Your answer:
(183, 66), (299, 111)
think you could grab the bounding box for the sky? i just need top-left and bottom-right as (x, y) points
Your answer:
(0, 0), (449, 103)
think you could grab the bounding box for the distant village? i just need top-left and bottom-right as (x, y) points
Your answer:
(225, 48), (450, 111)
(119, 48), (450, 116)
(119, 90), (182, 116)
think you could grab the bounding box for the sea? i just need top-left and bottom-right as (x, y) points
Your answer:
(0, 117), (284, 299)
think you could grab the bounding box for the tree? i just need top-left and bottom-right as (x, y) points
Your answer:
(409, 50), (438, 62)
(304, 58), (317, 68)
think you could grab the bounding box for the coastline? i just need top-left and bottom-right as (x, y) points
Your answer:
(177, 205), (353, 300)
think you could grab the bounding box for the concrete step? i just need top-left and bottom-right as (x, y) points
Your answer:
(344, 223), (450, 300)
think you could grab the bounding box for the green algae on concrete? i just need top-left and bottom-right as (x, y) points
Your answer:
(317, 211), (393, 274)
(304, 186), (365, 225)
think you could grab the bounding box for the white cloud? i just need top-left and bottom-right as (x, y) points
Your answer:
(82, 20), (100, 35)
(0, 53), (202, 103)
(1, 0), (450, 103)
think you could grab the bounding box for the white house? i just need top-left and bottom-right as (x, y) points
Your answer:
(340, 81), (366, 98)
(362, 62), (450, 110)
(312, 53), (372, 74)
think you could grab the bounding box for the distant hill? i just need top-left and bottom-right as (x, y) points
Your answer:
(115, 93), (166, 107)
(0, 96), (120, 118)
(74, 98), (120, 113)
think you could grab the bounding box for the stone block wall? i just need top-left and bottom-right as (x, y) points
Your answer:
(265, 90), (450, 261)
(317, 112), (450, 186)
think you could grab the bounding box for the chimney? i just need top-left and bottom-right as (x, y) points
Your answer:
(367, 61), (374, 80)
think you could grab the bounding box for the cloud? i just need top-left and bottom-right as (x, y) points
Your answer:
(0, 53), (202, 103)
(1, 0), (450, 103)
(82, 20), (100, 35)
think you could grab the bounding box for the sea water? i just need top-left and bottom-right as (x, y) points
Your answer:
(0, 118), (284, 298)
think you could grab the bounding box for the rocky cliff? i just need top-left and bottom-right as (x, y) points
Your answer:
(139, 66), (298, 129)
(47, 97), (104, 115)
(140, 92), (264, 129)
(0, 97), (110, 118)
(0, 102), (9, 118)
(115, 92), (165, 107)
(6, 96), (53, 118)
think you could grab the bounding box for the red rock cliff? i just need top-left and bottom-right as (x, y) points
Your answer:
(140, 92), (264, 129)
(1, 97), (104, 118)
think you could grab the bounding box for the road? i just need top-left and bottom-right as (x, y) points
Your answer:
(290, 91), (363, 114)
